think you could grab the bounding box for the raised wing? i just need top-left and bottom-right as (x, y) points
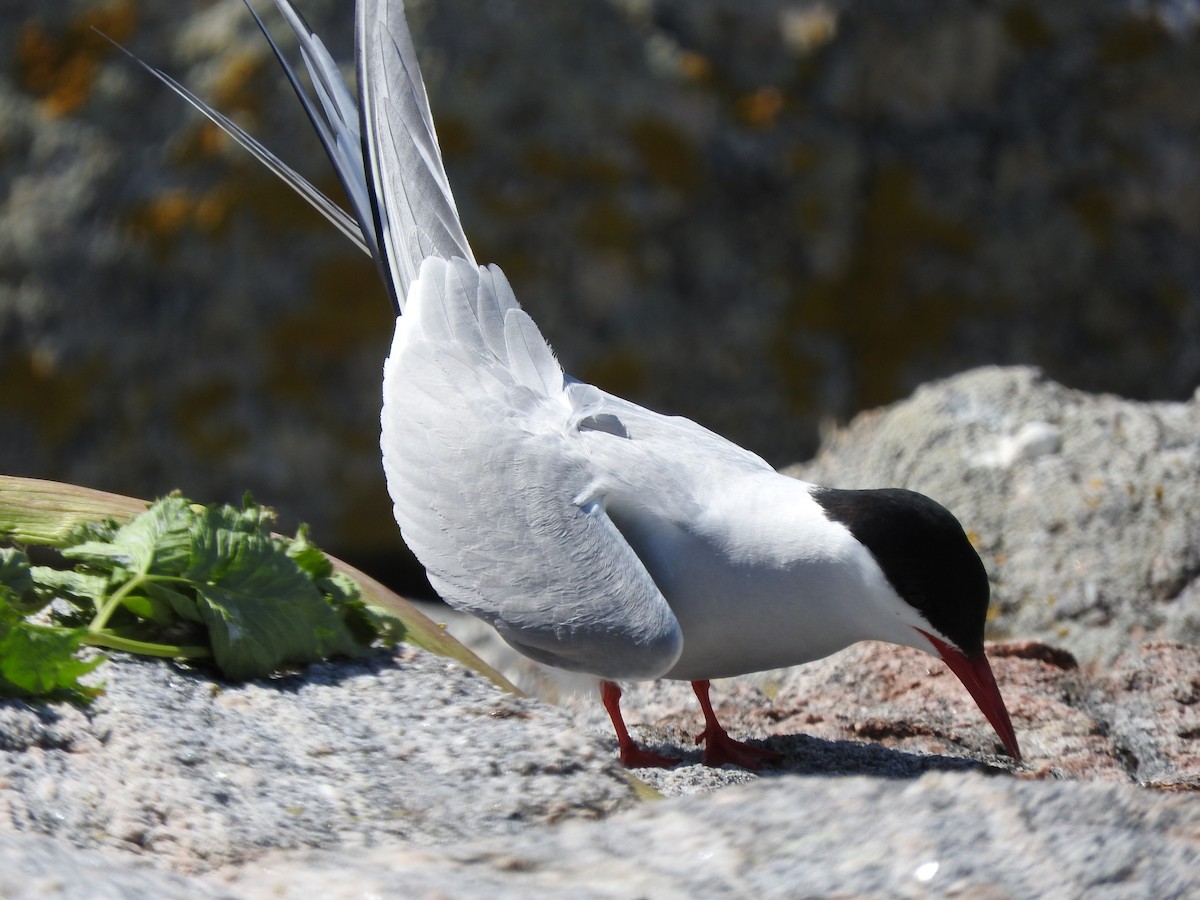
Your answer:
(358, 0), (476, 307)
(381, 258), (683, 680)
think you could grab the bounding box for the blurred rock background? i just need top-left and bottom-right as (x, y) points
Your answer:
(2, 0), (1199, 590)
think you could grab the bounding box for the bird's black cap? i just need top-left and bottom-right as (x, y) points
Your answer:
(810, 486), (990, 656)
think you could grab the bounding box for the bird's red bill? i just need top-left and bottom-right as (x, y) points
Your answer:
(918, 630), (1021, 761)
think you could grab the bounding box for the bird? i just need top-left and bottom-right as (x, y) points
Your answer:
(144, 0), (1020, 768)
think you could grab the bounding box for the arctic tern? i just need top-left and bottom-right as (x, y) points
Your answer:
(141, 0), (1021, 767)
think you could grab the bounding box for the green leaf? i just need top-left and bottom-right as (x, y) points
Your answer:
(144, 581), (204, 624)
(1, 477), (521, 694)
(30, 566), (110, 609)
(63, 497), (195, 577)
(0, 548), (41, 615)
(286, 524), (333, 580)
(188, 528), (360, 679)
(319, 570), (361, 607)
(202, 495), (276, 536)
(341, 599), (406, 648)
(0, 548), (33, 596)
(119, 593), (177, 625)
(0, 597), (103, 700)
(62, 517), (120, 546)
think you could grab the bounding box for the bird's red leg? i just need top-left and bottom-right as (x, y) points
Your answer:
(691, 680), (782, 769)
(599, 680), (680, 768)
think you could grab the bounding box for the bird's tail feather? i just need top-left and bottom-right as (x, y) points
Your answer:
(111, 0), (475, 317)
(251, 1), (387, 274)
(257, 0), (476, 310)
(357, 0), (476, 307)
(98, 25), (370, 256)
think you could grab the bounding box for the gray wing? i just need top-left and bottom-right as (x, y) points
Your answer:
(358, 0), (476, 305)
(381, 258), (683, 680)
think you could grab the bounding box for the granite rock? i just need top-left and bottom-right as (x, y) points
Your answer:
(0, 648), (634, 873)
(0, 832), (232, 900)
(209, 773), (1200, 899)
(2, 641), (1199, 898)
(552, 639), (1200, 796)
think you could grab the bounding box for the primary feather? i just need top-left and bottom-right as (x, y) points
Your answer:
(357, 0), (475, 304)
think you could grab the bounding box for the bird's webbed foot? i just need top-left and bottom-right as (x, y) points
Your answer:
(691, 679), (782, 770)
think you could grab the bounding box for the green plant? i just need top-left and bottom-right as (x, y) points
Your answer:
(0, 493), (399, 699)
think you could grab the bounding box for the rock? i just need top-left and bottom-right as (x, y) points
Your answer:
(210, 773), (1200, 898)
(0, 832), (232, 900)
(1089, 641), (1200, 789)
(3, 641), (1200, 898)
(554, 639), (1200, 796)
(790, 366), (1200, 664)
(0, 649), (635, 873)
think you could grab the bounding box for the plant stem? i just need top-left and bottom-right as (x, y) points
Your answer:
(88, 572), (189, 632)
(89, 577), (141, 632)
(80, 631), (212, 659)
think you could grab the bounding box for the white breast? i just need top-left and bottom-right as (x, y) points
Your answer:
(607, 472), (928, 680)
